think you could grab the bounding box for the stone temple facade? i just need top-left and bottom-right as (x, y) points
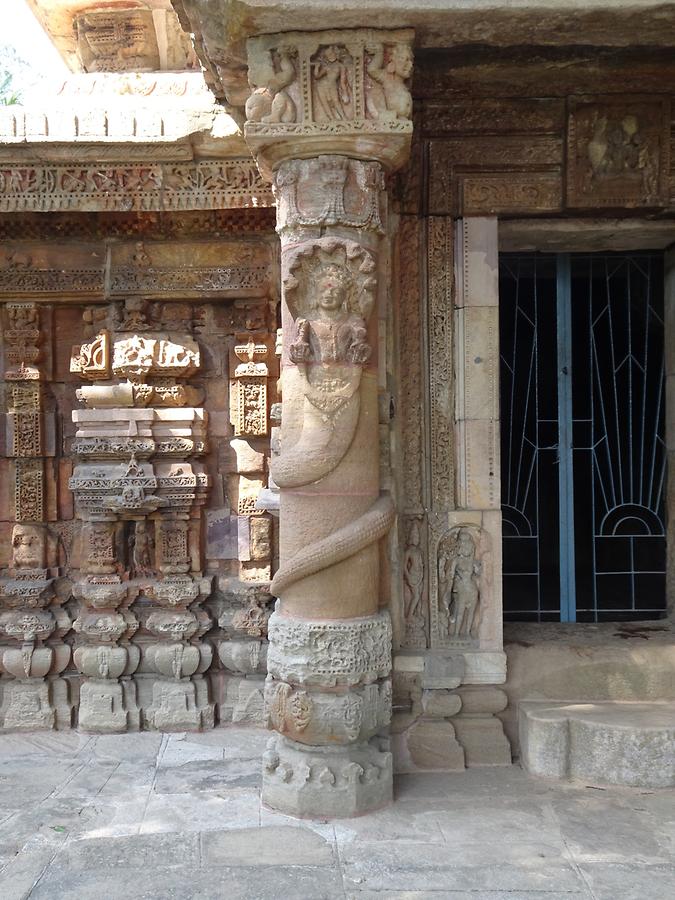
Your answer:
(0, 0), (673, 817)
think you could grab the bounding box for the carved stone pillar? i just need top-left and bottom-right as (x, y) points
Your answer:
(243, 28), (414, 817)
(0, 303), (72, 730)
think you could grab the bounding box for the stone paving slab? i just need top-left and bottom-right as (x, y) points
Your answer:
(0, 727), (673, 899)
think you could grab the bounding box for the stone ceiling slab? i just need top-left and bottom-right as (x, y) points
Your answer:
(171, 0), (675, 107)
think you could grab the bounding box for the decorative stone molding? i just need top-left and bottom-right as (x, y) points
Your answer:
(265, 677), (392, 746)
(263, 733), (393, 819)
(273, 156), (386, 235)
(0, 161), (273, 214)
(230, 336), (270, 438)
(267, 611), (392, 688)
(68, 299), (214, 733)
(0, 239), (273, 300)
(427, 217), (455, 513)
(33, 1), (198, 75)
(245, 29), (413, 178)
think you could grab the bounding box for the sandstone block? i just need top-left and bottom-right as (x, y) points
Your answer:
(406, 719), (465, 771)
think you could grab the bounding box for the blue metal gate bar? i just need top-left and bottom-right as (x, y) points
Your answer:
(556, 254), (576, 622)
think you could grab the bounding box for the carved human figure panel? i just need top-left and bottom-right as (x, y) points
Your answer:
(7, 304), (39, 332)
(567, 96), (668, 207)
(130, 520), (154, 577)
(311, 45), (353, 122)
(437, 528), (482, 639)
(366, 43), (413, 120)
(289, 262), (371, 366)
(11, 524), (46, 571)
(403, 520), (424, 622)
(246, 46), (298, 124)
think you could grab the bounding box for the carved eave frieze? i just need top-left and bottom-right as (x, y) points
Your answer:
(0, 158), (273, 214)
(244, 29), (414, 179)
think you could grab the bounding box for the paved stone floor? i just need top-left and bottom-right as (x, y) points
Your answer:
(0, 727), (673, 900)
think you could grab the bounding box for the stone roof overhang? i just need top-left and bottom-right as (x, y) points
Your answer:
(170, 0), (675, 109)
(0, 73), (273, 212)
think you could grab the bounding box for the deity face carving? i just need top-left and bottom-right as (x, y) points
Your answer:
(315, 266), (349, 316)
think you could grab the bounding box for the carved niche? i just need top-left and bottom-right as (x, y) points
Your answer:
(229, 336), (269, 437)
(567, 96), (670, 208)
(430, 524), (491, 649)
(401, 516), (426, 648)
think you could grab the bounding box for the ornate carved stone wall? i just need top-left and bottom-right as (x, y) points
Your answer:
(0, 210), (280, 732)
(417, 49), (675, 218)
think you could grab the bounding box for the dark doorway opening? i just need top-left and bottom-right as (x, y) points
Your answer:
(499, 252), (667, 623)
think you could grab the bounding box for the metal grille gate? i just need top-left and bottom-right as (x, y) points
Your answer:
(499, 252), (667, 623)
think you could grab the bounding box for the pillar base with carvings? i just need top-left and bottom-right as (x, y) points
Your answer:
(263, 734), (393, 818)
(262, 609), (393, 817)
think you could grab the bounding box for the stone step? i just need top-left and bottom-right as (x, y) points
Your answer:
(519, 700), (675, 788)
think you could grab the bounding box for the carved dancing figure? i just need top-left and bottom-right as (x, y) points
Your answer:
(365, 43), (413, 120)
(438, 528), (481, 639)
(312, 45), (352, 121)
(403, 521), (424, 623)
(245, 47), (297, 124)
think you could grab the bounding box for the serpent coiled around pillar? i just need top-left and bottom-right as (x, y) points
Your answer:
(270, 495), (395, 597)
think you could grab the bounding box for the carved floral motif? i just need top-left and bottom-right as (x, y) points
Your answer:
(267, 611), (392, 687)
(0, 161), (272, 214)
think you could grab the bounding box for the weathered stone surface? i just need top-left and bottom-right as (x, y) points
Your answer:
(32, 2), (198, 73)
(503, 621), (675, 752)
(406, 720), (465, 772)
(173, 0), (675, 111)
(520, 700), (675, 787)
(202, 825), (335, 866)
(263, 734), (393, 818)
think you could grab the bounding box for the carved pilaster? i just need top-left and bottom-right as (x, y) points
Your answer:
(0, 303), (72, 730)
(69, 299), (213, 732)
(244, 27), (414, 818)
